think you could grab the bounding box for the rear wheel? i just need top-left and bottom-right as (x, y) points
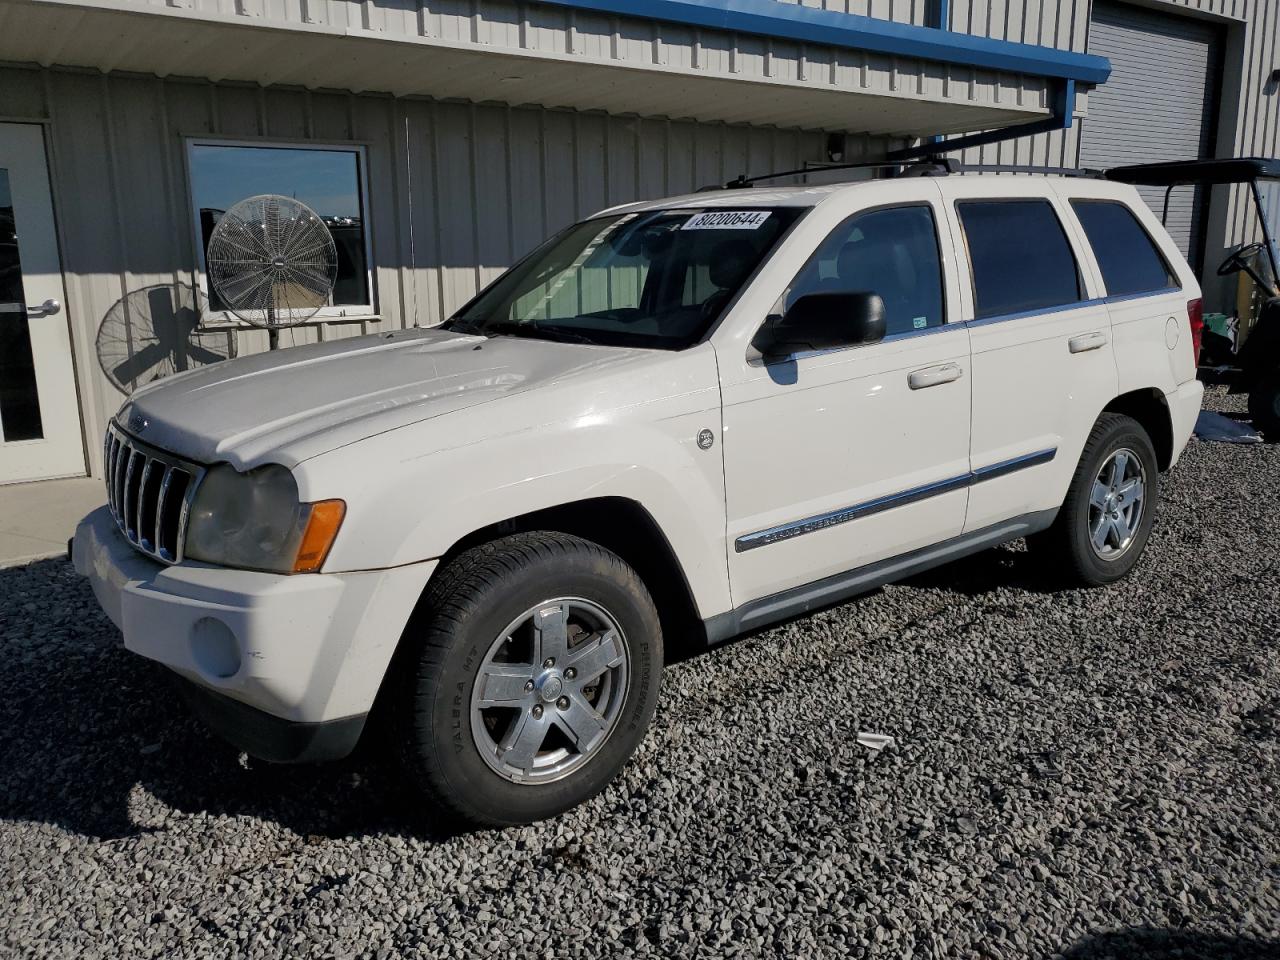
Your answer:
(1247, 367), (1280, 439)
(395, 532), (662, 826)
(1031, 413), (1159, 586)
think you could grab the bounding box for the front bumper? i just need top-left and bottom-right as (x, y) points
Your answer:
(73, 506), (437, 759)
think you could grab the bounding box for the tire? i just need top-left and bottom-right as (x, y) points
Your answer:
(395, 531), (663, 826)
(1030, 413), (1160, 586)
(1248, 367), (1280, 440)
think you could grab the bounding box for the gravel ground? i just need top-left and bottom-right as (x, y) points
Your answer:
(2, 386), (1278, 960)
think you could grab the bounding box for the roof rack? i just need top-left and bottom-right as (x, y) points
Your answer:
(701, 158), (1113, 191)
(956, 164), (1106, 178)
(701, 157), (957, 191)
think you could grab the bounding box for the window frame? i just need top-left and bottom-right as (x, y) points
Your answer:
(1068, 198), (1181, 300)
(184, 136), (377, 328)
(954, 197), (1086, 322)
(761, 200), (953, 356)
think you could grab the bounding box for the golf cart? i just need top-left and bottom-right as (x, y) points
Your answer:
(1106, 158), (1280, 437)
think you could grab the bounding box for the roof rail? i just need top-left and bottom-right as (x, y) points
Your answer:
(952, 163), (1106, 178)
(701, 157), (957, 191)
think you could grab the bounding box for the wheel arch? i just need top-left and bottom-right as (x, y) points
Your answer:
(389, 497), (707, 675)
(1102, 388), (1175, 471)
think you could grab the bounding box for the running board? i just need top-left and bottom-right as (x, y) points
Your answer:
(703, 509), (1058, 645)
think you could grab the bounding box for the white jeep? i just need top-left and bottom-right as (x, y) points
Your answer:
(74, 171), (1204, 825)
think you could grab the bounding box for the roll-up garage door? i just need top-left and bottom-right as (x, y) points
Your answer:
(1079, 2), (1222, 271)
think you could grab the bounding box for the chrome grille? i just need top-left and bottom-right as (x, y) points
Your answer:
(103, 423), (204, 564)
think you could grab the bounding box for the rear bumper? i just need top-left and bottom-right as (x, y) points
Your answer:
(72, 505), (437, 741)
(1168, 378), (1205, 467)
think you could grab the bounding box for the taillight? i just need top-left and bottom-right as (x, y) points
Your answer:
(1187, 298), (1204, 364)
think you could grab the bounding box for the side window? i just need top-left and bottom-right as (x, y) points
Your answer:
(1070, 199), (1178, 297)
(957, 200), (1082, 320)
(785, 205), (945, 337)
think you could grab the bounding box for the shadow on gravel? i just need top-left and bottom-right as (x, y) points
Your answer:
(0, 558), (466, 843)
(1060, 928), (1280, 959)
(899, 541), (1068, 597)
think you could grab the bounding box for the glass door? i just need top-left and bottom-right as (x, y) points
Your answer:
(0, 122), (83, 484)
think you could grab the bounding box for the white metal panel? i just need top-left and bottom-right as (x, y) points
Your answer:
(4, 0), (1052, 135)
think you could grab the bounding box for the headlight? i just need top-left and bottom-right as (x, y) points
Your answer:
(185, 463), (345, 573)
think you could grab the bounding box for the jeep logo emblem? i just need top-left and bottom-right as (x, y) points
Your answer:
(128, 413), (149, 433)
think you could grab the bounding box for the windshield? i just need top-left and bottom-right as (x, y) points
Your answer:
(446, 207), (804, 349)
(1255, 179), (1280, 284)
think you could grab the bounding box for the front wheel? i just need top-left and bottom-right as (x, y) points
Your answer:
(1030, 413), (1159, 586)
(395, 532), (663, 826)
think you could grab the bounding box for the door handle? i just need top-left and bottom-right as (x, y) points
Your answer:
(26, 298), (61, 317)
(907, 363), (963, 390)
(1068, 331), (1106, 354)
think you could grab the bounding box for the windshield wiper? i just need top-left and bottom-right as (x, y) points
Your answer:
(484, 322), (600, 346)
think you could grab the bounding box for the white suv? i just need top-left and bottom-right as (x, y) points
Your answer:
(74, 172), (1204, 825)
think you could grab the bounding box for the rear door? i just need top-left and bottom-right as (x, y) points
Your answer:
(938, 178), (1116, 533)
(1063, 188), (1196, 394)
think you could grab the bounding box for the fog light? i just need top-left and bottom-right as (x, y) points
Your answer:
(190, 617), (241, 679)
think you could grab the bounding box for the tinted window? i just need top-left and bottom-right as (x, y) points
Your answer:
(786, 205), (945, 337)
(1071, 200), (1178, 297)
(958, 200), (1081, 319)
(189, 143), (370, 311)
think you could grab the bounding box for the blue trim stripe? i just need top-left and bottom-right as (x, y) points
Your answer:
(537, 0), (1111, 85)
(735, 448), (1057, 552)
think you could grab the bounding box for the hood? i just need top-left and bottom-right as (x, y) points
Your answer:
(118, 327), (648, 468)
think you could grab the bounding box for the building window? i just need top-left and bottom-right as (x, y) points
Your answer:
(186, 140), (373, 321)
(957, 200), (1082, 320)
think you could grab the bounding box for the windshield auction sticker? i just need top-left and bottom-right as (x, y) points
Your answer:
(682, 211), (772, 230)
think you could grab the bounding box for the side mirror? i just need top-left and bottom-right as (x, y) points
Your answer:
(754, 291), (886, 359)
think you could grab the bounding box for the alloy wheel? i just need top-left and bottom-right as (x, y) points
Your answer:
(1088, 447), (1147, 560)
(469, 598), (630, 785)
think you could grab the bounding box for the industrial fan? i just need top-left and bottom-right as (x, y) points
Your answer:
(205, 194), (338, 349)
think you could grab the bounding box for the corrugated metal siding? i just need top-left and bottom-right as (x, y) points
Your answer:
(7, 0), (1052, 132)
(943, 0), (1279, 299)
(1079, 2), (1223, 266)
(0, 64), (849, 477)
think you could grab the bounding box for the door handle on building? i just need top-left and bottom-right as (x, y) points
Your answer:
(26, 298), (61, 317)
(907, 363), (963, 390)
(1068, 331), (1106, 354)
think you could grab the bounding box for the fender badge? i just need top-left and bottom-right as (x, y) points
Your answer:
(697, 428), (715, 450)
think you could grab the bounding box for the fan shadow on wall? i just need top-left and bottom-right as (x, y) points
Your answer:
(96, 283), (237, 394)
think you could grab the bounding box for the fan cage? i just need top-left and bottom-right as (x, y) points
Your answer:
(205, 194), (339, 329)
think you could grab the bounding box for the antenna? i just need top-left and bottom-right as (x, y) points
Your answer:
(205, 194), (338, 349)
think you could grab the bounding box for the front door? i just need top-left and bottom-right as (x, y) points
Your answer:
(0, 122), (82, 484)
(720, 187), (972, 605)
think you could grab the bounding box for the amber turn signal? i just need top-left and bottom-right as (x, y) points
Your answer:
(292, 499), (346, 573)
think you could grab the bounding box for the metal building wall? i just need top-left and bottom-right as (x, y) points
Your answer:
(937, 0), (1280, 270)
(0, 64), (859, 477)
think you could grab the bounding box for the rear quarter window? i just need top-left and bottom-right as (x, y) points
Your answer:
(957, 199), (1082, 320)
(1070, 199), (1179, 298)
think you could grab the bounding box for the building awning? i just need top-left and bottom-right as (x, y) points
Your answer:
(0, 0), (1107, 137)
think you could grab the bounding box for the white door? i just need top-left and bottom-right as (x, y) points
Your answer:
(937, 180), (1117, 533)
(720, 189), (972, 605)
(0, 122), (82, 484)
